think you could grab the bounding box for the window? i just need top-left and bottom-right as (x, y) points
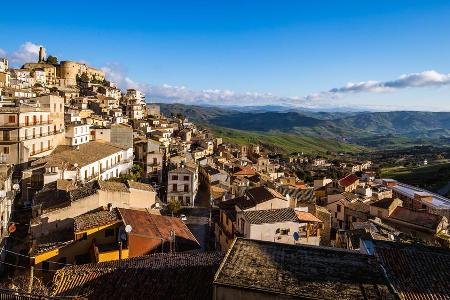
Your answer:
(2, 131), (9, 141)
(185, 196), (190, 203)
(184, 184), (189, 192)
(153, 157), (157, 164)
(183, 175), (189, 181)
(8, 115), (15, 123)
(105, 228), (115, 237)
(85, 170), (88, 179)
(178, 196), (183, 202)
(336, 204), (341, 212)
(3, 147), (9, 154)
(25, 116), (29, 126)
(172, 184), (177, 191)
(172, 175), (178, 180)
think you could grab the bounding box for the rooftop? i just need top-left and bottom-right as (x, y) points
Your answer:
(214, 238), (395, 299)
(51, 252), (224, 299)
(243, 207), (299, 225)
(389, 181), (450, 210)
(374, 244), (450, 300)
(389, 206), (442, 230)
(235, 186), (286, 210)
(339, 174), (359, 188)
(371, 198), (397, 209)
(118, 208), (199, 251)
(73, 209), (121, 232)
(31, 141), (129, 169)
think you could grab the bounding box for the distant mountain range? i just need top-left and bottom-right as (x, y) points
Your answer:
(158, 103), (450, 150)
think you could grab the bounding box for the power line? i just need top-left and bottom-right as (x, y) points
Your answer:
(1, 248), (73, 267)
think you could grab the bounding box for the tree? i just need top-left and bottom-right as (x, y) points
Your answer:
(167, 199), (181, 216)
(77, 72), (90, 83)
(46, 55), (58, 65)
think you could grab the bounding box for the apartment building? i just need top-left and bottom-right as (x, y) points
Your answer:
(0, 96), (64, 165)
(167, 166), (198, 206)
(65, 123), (90, 146)
(134, 138), (164, 181)
(28, 141), (133, 187)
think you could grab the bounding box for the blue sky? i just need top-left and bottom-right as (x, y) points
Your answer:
(1, 0), (450, 110)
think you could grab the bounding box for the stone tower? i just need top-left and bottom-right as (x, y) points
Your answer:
(38, 46), (46, 63)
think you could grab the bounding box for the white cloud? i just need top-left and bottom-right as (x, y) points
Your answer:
(10, 42), (43, 66)
(101, 62), (450, 110)
(327, 70), (450, 95)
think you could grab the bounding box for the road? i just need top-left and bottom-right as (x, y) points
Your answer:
(180, 207), (213, 251)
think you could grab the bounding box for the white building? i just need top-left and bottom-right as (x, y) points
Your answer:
(167, 166), (198, 206)
(65, 123), (90, 146)
(125, 89), (145, 105)
(29, 141), (134, 186)
(32, 69), (46, 85)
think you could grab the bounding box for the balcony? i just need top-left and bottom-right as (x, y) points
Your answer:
(30, 146), (54, 156)
(0, 129), (64, 143)
(21, 120), (54, 127)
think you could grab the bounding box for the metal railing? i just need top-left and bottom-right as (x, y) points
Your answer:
(30, 146), (54, 156)
(0, 129), (64, 142)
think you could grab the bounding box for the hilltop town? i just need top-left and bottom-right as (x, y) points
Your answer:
(0, 48), (448, 299)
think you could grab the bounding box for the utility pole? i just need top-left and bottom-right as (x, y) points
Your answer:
(28, 265), (34, 293)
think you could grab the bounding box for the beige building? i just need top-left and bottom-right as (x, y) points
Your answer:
(0, 95), (65, 165)
(31, 180), (157, 238)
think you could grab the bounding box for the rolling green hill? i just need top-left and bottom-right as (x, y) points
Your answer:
(158, 103), (450, 151)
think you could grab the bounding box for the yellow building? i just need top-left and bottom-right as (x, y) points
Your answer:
(32, 209), (126, 272)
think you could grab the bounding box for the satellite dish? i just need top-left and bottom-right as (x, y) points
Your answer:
(12, 184), (20, 191)
(125, 225), (133, 233)
(293, 232), (299, 241)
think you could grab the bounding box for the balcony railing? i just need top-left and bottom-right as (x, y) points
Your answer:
(0, 120), (54, 129)
(0, 129), (64, 142)
(30, 146), (54, 156)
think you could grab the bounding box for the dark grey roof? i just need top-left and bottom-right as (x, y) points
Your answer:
(214, 238), (396, 299)
(243, 208), (298, 224)
(73, 208), (121, 232)
(52, 252), (224, 299)
(375, 244), (450, 300)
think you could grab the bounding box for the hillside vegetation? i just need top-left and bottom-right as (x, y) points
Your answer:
(159, 103), (450, 151)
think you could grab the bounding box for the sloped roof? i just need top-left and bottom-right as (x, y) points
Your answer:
(73, 209), (121, 232)
(214, 238), (395, 299)
(31, 141), (129, 169)
(51, 252), (224, 299)
(339, 174), (359, 187)
(127, 180), (155, 192)
(243, 208), (299, 225)
(371, 198), (397, 209)
(236, 187), (287, 210)
(118, 208), (199, 250)
(389, 207), (442, 230)
(295, 211), (323, 223)
(375, 246), (450, 300)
